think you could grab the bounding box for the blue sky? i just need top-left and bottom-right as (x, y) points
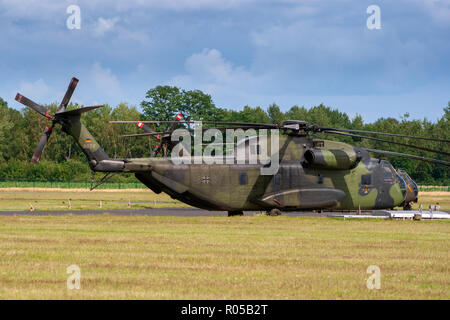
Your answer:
(1, 0), (449, 122)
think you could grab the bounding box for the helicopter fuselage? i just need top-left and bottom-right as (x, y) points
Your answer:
(118, 135), (418, 212)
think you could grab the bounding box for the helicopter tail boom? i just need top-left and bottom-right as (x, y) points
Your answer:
(58, 111), (125, 172)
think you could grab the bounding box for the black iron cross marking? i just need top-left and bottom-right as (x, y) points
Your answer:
(201, 176), (211, 184)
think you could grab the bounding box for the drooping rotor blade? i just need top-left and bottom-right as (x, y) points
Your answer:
(121, 131), (175, 138)
(31, 126), (53, 163)
(168, 113), (184, 131)
(317, 126), (450, 143)
(121, 126), (259, 138)
(323, 130), (450, 157)
(157, 113), (184, 157)
(15, 93), (52, 119)
(136, 121), (154, 134)
(116, 123), (270, 133)
(151, 138), (163, 157)
(363, 148), (450, 167)
(134, 121), (163, 156)
(110, 120), (276, 128)
(158, 113), (181, 156)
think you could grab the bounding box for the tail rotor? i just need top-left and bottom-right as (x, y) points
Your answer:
(15, 77), (102, 163)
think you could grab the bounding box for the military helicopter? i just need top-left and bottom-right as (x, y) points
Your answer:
(15, 77), (450, 216)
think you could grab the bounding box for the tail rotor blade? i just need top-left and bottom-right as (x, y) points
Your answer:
(15, 93), (52, 119)
(55, 105), (103, 117)
(58, 77), (79, 113)
(31, 126), (53, 163)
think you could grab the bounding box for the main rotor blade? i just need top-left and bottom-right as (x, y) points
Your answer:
(58, 77), (79, 113)
(156, 113), (184, 157)
(15, 94), (52, 119)
(363, 148), (450, 167)
(134, 121), (163, 156)
(121, 131), (175, 138)
(168, 113), (184, 132)
(136, 122), (154, 134)
(31, 126), (53, 163)
(110, 120), (276, 128)
(324, 130), (450, 157)
(121, 126), (259, 138)
(317, 126), (450, 143)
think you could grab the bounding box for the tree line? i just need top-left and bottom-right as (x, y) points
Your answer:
(0, 87), (448, 185)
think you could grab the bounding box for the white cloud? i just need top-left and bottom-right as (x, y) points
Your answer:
(18, 78), (51, 103)
(0, 0), (65, 19)
(113, 0), (259, 11)
(93, 17), (120, 36)
(91, 16), (149, 43)
(171, 48), (257, 88)
(422, 0), (450, 26)
(169, 48), (272, 108)
(0, 0), (260, 18)
(115, 28), (150, 44)
(91, 62), (122, 97)
(184, 48), (253, 84)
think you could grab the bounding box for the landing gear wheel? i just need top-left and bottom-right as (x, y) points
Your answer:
(228, 211), (244, 217)
(403, 203), (412, 211)
(268, 208), (282, 216)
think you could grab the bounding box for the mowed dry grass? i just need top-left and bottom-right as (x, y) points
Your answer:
(412, 191), (450, 211)
(0, 189), (448, 211)
(0, 188), (188, 210)
(0, 215), (448, 299)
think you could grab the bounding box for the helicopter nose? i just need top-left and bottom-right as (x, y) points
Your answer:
(408, 179), (419, 201)
(397, 169), (418, 203)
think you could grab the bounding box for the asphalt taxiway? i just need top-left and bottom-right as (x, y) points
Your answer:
(0, 208), (315, 217)
(0, 207), (448, 218)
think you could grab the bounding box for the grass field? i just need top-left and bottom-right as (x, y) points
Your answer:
(0, 188), (448, 299)
(0, 188), (188, 211)
(412, 192), (450, 211)
(0, 188), (448, 211)
(0, 215), (448, 299)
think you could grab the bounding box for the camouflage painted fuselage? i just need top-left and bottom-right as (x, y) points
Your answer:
(68, 119), (418, 212)
(121, 136), (417, 211)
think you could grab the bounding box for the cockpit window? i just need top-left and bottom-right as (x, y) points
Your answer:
(396, 174), (406, 189)
(382, 161), (394, 181)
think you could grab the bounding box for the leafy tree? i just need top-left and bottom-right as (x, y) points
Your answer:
(267, 103), (285, 123)
(0, 98), (13, 160)
(0, 91), (448, 185)
(141, 86), (223, 129)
